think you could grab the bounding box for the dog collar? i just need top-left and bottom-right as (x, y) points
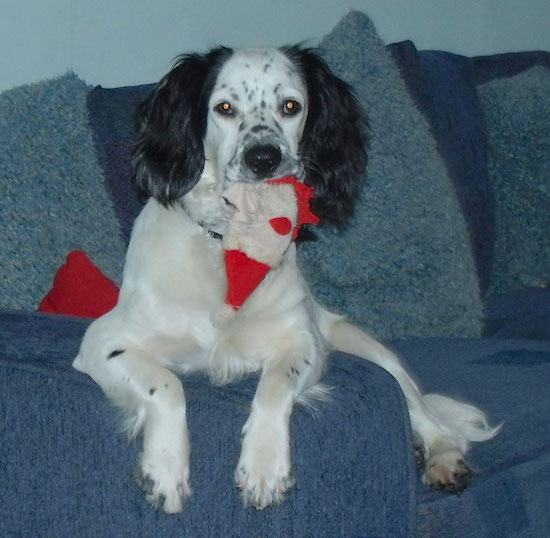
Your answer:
(198, 220), (223, 240)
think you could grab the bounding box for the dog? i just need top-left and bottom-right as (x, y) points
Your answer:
(73, 46), (500, 514)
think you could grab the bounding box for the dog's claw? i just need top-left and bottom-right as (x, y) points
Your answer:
(423, 451), (473, 495)
(134, 458), (192, 514)
(235, 464), (295, 510)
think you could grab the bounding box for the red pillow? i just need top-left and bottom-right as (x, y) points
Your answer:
(38, 250), (119, 318)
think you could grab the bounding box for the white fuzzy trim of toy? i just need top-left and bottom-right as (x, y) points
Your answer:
(222, 182), (298, 266)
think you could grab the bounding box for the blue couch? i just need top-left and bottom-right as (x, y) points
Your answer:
(2, 11), (550, 537)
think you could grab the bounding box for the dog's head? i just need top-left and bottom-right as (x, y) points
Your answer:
(133, 46), (367, 228)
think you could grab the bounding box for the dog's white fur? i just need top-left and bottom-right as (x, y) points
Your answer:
(74, 48), (499, 514)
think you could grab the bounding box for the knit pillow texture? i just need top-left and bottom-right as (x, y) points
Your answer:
(298, 11), (483, 339)
(478, 65), (550, 294)
(0, 73), (125, 310)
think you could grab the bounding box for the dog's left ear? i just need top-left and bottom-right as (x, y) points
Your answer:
(284, 47), (368, 228)
(133, 47), (232, 205)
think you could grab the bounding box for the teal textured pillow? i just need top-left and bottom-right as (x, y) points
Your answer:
(299, 11), (483, 339)
(0, 74), (125, 310)
(478, 66), (550, 294)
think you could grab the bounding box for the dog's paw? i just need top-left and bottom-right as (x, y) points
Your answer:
(134, 452), (192, 514)
(234, 461), (295, 510)
(423, 450), (473, 494)
(235, 425), (294, 510)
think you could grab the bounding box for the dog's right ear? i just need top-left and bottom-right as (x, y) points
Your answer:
(133, 47), (232, 205)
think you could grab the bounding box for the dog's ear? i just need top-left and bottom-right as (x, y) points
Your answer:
(284, 47), (368, 228)
(133, 47), (232, 205)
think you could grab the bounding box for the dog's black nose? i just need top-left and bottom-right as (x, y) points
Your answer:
(244, 144), (282, 177)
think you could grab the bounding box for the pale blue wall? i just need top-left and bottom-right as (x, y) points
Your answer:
(1, 0), (550, 91)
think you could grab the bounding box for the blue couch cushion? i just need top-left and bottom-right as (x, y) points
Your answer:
(0, 310), (415, 537)
(391, 337), (550, 537)
(472, 50), (550, 85)
(484, 288), (550, 339)
(3, 311), (550, 536)
(87, 84), (154, 243)
(0, 74), (126, 310)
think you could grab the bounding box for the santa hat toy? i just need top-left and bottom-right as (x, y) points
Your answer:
(213, 176), (319, 325)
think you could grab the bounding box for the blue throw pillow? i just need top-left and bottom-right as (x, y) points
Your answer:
(0, 74), (126, 310)
(478, 65), (550, 294)
(298, 11), (483, 339)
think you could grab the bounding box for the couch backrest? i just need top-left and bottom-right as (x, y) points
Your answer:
(389, 42), (550, 296)
(2, 10), (548, 336)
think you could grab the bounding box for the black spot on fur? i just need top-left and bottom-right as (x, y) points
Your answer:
(149, 387), (157, 396)
(251, 124), (269, 134)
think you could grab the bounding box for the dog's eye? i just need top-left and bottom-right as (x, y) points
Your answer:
(215, 101), (234, 116)
(282, 100), (301, 116)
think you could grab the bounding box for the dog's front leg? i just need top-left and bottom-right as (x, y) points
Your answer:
(131, 360), (192, 514)
(74, 338), (191, 514)
(234, 352), (319, 510)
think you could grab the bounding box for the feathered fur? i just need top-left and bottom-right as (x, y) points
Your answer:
(73, 46), (499, 514)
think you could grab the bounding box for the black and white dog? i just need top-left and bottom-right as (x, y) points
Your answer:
(74, 46), (499, 514)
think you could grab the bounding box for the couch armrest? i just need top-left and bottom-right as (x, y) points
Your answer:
(0, 310), (415, 536)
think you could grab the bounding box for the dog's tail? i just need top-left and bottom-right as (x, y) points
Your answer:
(319, 310), (501, 450)
(318, 310), (425, 404)
(422, 393), (501, 444)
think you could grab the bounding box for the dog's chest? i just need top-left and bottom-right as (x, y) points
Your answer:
(154, 258), (309, 378)
(125, 201), (313, 375)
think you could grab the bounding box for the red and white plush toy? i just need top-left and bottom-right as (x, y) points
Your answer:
(214, 176), (319, 325)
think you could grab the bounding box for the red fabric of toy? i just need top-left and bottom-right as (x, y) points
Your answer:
(224, 249), (271, 310)
(211, 175), (322, 327)
(38, 250), (119, 318)
(269, 217), (293, 236)
(267, 176), (320, 238)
